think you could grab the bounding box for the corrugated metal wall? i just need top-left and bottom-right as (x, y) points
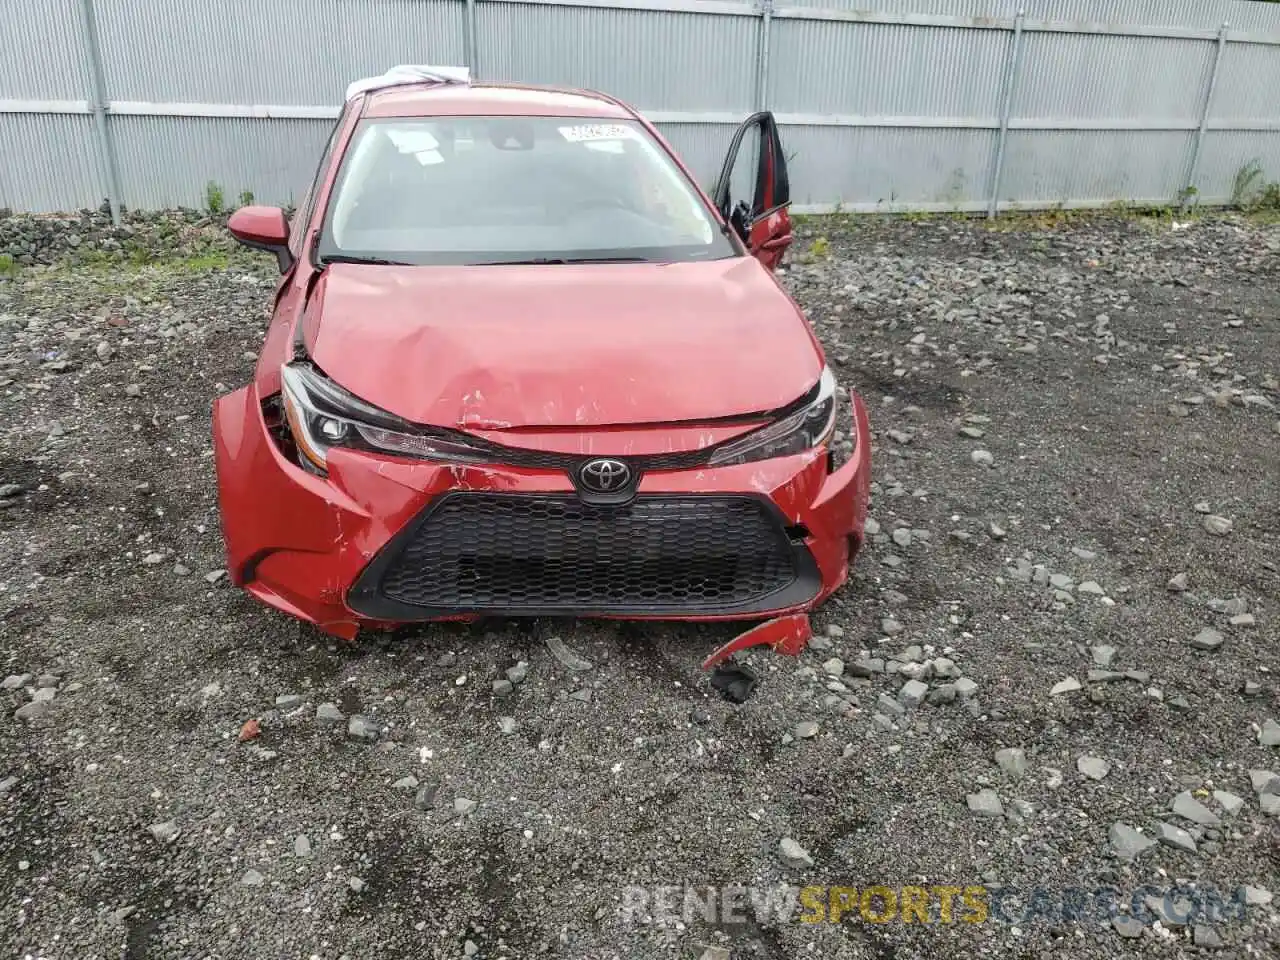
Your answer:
(2, 0), (1279, 214)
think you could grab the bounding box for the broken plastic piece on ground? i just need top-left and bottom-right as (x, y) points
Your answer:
(546, 635), (594, 672)
(700, 613), (812, 671)
(710, 663), (758, 703)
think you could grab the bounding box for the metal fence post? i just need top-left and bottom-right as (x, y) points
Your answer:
(75, 0), (122, 224)
(987, 10), (1026, 219)
(755, 0), (772, 112)
(1184, 22), (1228, 205)
(466, 0), (480, 79)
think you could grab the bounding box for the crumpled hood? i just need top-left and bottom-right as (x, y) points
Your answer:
(305, 259), (823, 430)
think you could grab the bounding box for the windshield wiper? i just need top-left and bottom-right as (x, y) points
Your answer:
(318, 254), (414, 267)
(475, 256), (652, 265)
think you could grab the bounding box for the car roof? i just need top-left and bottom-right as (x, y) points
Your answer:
(361, 82), (635, 120)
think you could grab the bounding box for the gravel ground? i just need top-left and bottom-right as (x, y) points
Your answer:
(1, 212), (1279, 960)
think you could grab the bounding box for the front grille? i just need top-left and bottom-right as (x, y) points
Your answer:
(351, 493), (815, 616)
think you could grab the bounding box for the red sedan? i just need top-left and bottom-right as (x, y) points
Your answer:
(213, 71), (871, 654)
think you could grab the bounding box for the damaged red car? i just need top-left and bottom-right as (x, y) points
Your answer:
(213, 70), (872, 647)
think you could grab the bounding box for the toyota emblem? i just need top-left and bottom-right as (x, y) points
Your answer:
(578, 458), (632, 494)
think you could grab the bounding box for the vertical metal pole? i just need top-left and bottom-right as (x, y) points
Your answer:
(755, 0), (772, 113)
(466, 0), (479, 80)
(76, 0), (122, 224)
(1184, 23), (1228, 205)
(987, 10), (1026, 219)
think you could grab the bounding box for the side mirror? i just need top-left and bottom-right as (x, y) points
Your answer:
(227, 206), (293, 273)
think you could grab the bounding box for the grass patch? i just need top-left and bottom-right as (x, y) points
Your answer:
(0, 253), (16, 277)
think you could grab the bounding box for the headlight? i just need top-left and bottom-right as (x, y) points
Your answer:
(279, 362), (488, 472)
(707, 366), (837, 466)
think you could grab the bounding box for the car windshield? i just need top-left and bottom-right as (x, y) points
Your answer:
(318, 116), (737, 265)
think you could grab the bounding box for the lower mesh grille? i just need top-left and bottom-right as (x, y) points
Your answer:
(368, 494), (802, 614)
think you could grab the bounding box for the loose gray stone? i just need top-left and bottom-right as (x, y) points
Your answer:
(545, 636), (593, 671)
(1077, 755), (1111, 780)
(1, 674), (31, 691)
(1091, 645), (1118, 667)
(1213, 790), (1244, 816)
(294, 835), (312, 858)
(492, 679), (514, 697)
(1230, 612), (1256, 627)
(569, 688), (592, 703)
(147, 820), (180, 844)
(1202, 515), (1233, 536)
(35, 674), (59, 688)
(953, 677), (978, 700)
(453, 797), (478, 816)
(463, 941), (479, 957)
(795, 721), (819, 739)
(1192, 925), (1223, 949)
(931, 657), (959, 679)
(0, 775), (17, 795)
(1109, 822), (1155, 860)
(1156, 821), (1197, 853)
(876, 692), (905, 717)
(971, 449), (994, 466)
(848, 659), (882, 678)
(995, 748), (1028, 779)
(1050, 676), (1082, 696)
(348, 877), (366, 893)
(967, 790), (1003, 817)
(347, 716), (379, 741)
(826, 623), (845, 638)
(274, 693), (304, 710)
(778, 837), (813, 868)
(14, 701), (49, 721)
(241, 869), (264, 887)
(1049, 573), (1074, 590)
(414, 783), (439, 811)
(821, 658), (844, 678)
(891, 528), (912, 547)
(1171, 791), (1221, 826)
(30, 687), (56, 704)
(1112, 915), (1145, 938)
(1146, 894), (1194, 927)
(315, 703), (344, 724)
(927, 684), (957, 705)
(505, 661), (529, 684)
(1088, 670), (1126, 683)
(1072, 547), (1098, 561)
(1260, 719), (1280, 747)
(1167, 572), (1188, 592)
(498, 717), (517, 735)
(1191, 627), (1224, 650)
(898, 679), (928, 708)
(393, 775), (419, 791)
(1239, 885), (1273, 906)
(1249, 769), (1279, 795)
(881, 617), (904, 636)
(1078, 580), (1105, 596)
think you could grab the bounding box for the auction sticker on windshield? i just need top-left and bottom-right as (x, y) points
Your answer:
(558, 124), (637, 143)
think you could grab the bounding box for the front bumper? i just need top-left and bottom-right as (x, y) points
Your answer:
(212, 385), (872, 640)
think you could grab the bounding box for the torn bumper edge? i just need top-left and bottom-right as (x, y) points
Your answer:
(700, 613), (813, 671)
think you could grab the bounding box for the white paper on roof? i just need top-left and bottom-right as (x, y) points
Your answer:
(345, 65), (471, 101)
